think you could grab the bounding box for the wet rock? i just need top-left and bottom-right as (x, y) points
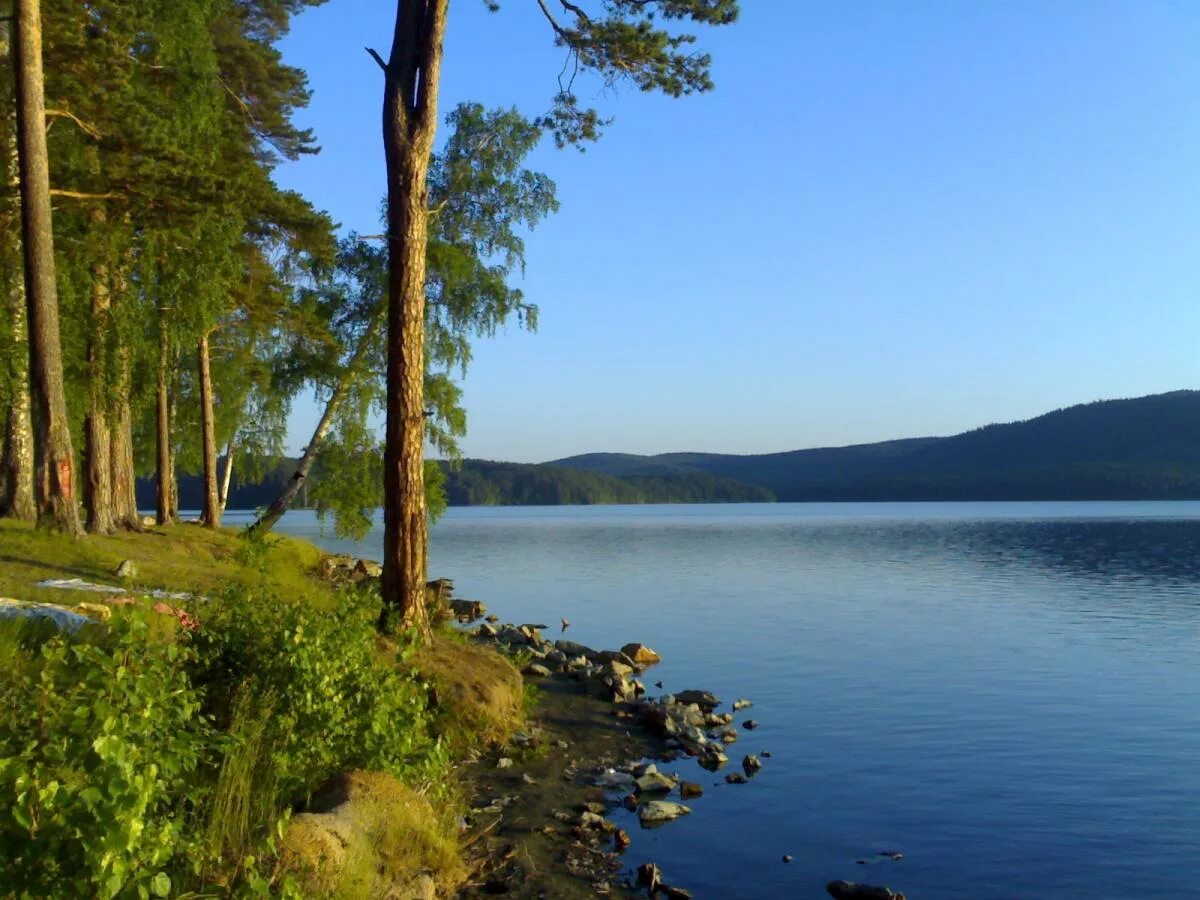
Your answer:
(673, 690), (721, 711)
(825, 881), (906, 900)
(782, 855), (793, 863)
(614, 829), (631, 852)
(637, 863), (662, 891)
(622, 794), (639, 812)
(449, 598), (486, 620)
(637, 801), (691, 824)
(732, 698), (753, 711)
(679, 781), (703, 800)
(620, 642), (662, 666)
(114, 559), (137, 579)
(762, 751), (772, 758)
(879, 851), (904, 861)
(742, 754), (762, 775)
(725, 773), (747, 785)
(521, 663), (552, 678)
(662, 886), (693, 899)
(635, 770), (677, 794)
(697, 749), (728, 771)
(743, 719), (759, 730)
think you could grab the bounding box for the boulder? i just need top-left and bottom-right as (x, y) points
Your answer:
(596, 649), (638, 669)
(637, 801), (691, 824)
(674, 690), (720, 711)
(679, 781), (703, 800)
(742, 754), (762, 775)
(450, 599), (486, 621)
(732, 698), (753, 711)
(621, 642), (662, 666)
(697, 749), (728, 772)
(522, 663), (552, 678)
(555, 639), (598, 659)
(352, 559), (382, 579)
(826, 881), (906, 900)
(635, 771), (677, 794)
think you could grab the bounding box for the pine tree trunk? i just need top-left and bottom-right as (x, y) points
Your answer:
(13, 0), (80, 535)
(198, 331), (220, 528)
(0, 110), (34, 521)
(109, 343), (141, 530)
(249, 310), (383, 536)
(167, 376), (179, 521)
(218, 439), (234, 515)
(84, 211), (115, 534)
(378, 0), (449, 635)
(155, 312), (173, 525)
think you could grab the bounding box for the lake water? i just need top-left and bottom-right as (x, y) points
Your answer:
(237, 502), (1200, 899)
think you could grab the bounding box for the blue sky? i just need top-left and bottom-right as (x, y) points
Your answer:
(275, 1), (1200, 462)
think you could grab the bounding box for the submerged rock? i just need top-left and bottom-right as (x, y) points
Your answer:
(725, 773), (747, 785)
(826, 881), (906, 900)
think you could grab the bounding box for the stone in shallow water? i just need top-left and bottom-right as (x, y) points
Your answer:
(673, 689), (721, 711)
(621, 642), (663, 665)
(826, 881), (906, 900)
(637, 801), (691, 824)
(635, 771), (678, 794)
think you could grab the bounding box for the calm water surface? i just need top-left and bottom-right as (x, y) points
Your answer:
(245, 502), (1200, 899)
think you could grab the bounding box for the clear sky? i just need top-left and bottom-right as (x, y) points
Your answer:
(274, 1), (1200, 463)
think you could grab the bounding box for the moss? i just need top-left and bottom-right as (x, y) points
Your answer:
(279, 771), (464, 899)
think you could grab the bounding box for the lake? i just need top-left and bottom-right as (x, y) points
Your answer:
(234, 501), (1200, 899)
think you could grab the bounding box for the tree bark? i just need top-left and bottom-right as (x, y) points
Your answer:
(249, 309), (383, 536)
(109, 342), (141, 530)
(13, 0), (81, 535)
(84, 236), (115, 534)
(155, 310), (173, 525)
(198, 330), (220, 528)
(378, 0), (449, 635)
(218, 438), (234, 515)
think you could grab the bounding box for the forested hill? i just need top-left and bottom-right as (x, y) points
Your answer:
(143, 458), (775, 511)
(552, 391), (1200, 501)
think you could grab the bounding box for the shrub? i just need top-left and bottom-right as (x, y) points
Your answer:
(0, 612), (211, 899)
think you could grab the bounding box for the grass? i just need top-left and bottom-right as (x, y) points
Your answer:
(0, 519), (333, 608)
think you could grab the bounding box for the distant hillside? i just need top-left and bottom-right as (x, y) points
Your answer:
(441, 460), (774, 505)
(553, 391), (1200, 501)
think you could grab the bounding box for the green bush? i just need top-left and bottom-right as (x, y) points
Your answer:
(0, 613), (211, 899)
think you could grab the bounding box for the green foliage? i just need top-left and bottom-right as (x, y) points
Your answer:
(0, 613), (211, 899)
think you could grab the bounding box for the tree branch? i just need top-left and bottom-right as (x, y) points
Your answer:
(365, 46), (387, 73)
(45, 109), (101, 139)
(48, 188), (126, 201)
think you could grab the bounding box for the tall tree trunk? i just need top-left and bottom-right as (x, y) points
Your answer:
(218, 438), (234, 515)
(197, 331), (220, 528)
(0, 112), (34, 521)
(13, 0), (80, 535)
(84, 210), (115, 534)
(378, 0), (449, 635)
(167, 371), (179, 521)
(155, 310), (173, 525)
(1, 282), (35, 521)
(249, 309), (383, 536)
(109, 343), (141, 529)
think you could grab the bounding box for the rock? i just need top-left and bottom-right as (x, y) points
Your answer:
(732, 698), (753, 711)
(762, 750), (772, 758)
(476, 623), (497, 638)
(679, 781), (703, 800)
(0, 598), (91, 632)
(725, 773), (747, 784)
(555, 639), (598, 659)
(742, 754), (762, 775)
(622, 794), (639, 811)
(826, 882), (906, 900)
(637, 801), (691, 824)
(614, 829), (631, 852)
(496, 758), (513, 769)
(637, 863), (662, 891)
(674, 689), (720, 711)
(485, 614), (499, 623)
(521, 773), (537, 785)
(697, 749), (728, 772)
(140, 514), (156, 527)
(522, 663), (552, 678)
(743, 719), (759, 730)
(619, 642), (661, 665)
(554, 739), (569, 749)
(319, 555), (355, 577)
(635, 771), (677, 794)
(114, 559), (137, 579)
(595, 649), (638, 669)
(600, 657), (634, 677)
(352, 558), (382, 579)
(879, 851), (904, 861)
(450, 598), (486, 621)
(782, 855), (793, 863)
(594, 769), (635, 789)
(579, 811), (606, 828)
(663, 887), (693, 899)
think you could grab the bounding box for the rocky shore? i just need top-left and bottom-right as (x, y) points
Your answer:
(441, 591), (907, 900)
